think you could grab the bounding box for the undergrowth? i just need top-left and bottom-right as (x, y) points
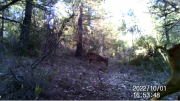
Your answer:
(0, 55), (53, 100)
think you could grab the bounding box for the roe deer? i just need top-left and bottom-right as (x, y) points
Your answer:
(85, 52), (108, 70)
(152, 44), (180, 100)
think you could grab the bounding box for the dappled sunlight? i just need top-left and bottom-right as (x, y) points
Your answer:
(135, 48), (147, 55)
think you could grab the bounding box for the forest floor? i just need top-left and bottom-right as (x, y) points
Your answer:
(1, 50), (180, 100)
(37, 52), (180, 100)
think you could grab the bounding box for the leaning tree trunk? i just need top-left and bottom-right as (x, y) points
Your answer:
(75, 2), (83, 56)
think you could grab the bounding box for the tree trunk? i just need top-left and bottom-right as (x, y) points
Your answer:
(164, 2), (170, 44)
(102, 35), (105, 56)
(0, 0), (5, 40)
(19, 0), (33, 49)
(0, 0), (6, 62)
(0, 11), (4, 39)
(0, 9), (4, 63)
(88, 7), (91, 26)
(75, 2), (83, 56)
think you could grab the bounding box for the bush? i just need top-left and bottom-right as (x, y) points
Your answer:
(129, 54), (151, 66)
(0, 56), (52, 100)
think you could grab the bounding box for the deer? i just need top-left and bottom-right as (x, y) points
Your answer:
(85, 52), (108, 71)
(152, 43), (180, 100)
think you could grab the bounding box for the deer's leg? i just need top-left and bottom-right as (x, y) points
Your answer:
(89, 59), (92, 65)
(152, 77), (180, 100)
(89, 59), (92, 69)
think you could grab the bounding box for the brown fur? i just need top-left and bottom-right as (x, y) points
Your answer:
(85, 52), (108, 66)
(152, 44), (180, 100)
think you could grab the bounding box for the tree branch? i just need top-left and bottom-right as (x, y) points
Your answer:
(0, 0), (21, 11)
(0, 16), (22, 25)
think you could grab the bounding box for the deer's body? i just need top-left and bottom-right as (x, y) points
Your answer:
(85, 52), (108, 67)
(152, 44), (180, 100)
